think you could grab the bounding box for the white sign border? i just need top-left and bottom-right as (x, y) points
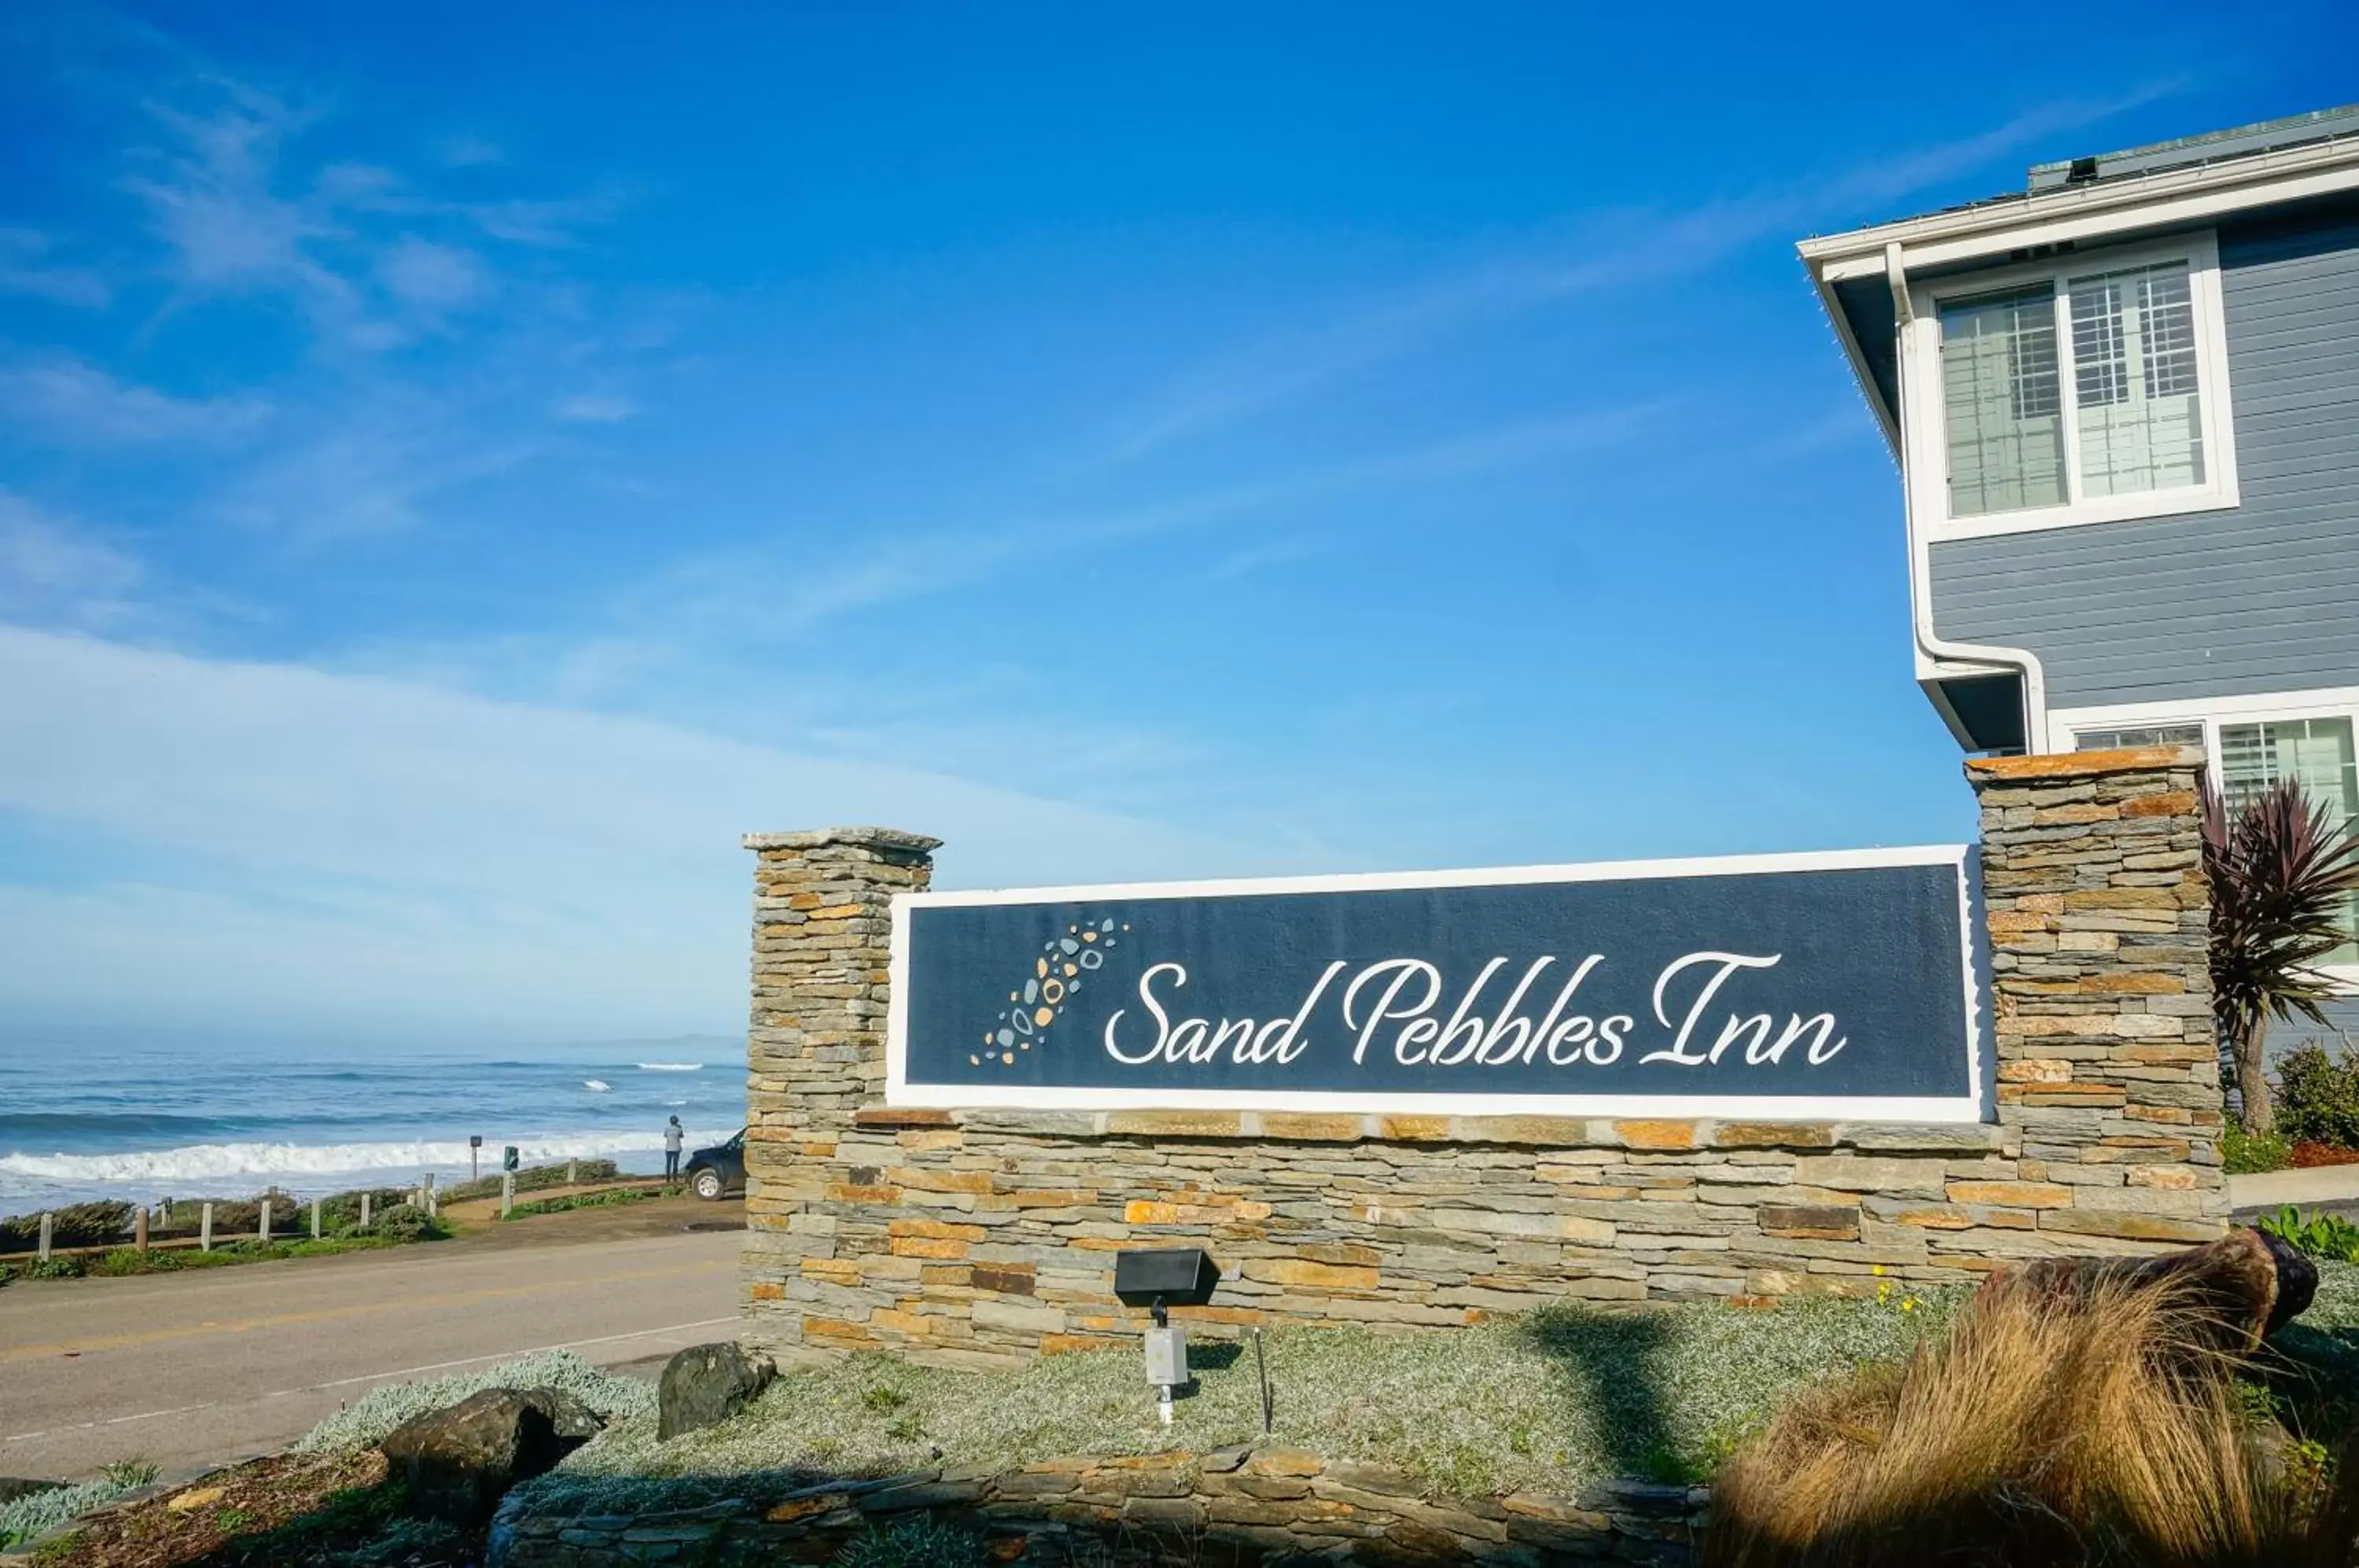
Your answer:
(885, 844), (1988, 1124)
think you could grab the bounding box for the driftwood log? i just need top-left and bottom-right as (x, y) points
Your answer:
(1981, 1226), (2317, 1353)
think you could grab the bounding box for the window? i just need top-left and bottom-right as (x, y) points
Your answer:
(2069, 263), (2205, 499)
(1941, 287), (2066, 516)
(2219, 716), (2359, 966)
(2075, 723), (2204, 750)
(1912, 234), (2236, 536)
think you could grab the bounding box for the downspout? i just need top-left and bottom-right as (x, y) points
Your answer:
(1884, 241), (2054, 755)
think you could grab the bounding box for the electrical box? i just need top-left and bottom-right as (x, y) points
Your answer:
(503, 1145), (520, 1172)
(1113, 1247), (1220, 1307)
(1143, 1324), (1187, 1387)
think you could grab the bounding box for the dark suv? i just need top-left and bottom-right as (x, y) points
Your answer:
(683, 1128), (746, 1200)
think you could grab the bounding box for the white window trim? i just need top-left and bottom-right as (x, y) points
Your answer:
(2054, 686), (2359, 995)
(1901, 230), (2240, 543)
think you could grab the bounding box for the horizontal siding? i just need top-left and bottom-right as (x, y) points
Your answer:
(1930, 199), (2359, 709)
(2269, 996), (2359, 1063)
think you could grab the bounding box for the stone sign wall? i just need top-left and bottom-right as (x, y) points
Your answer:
(741, 746), (2225, 1367)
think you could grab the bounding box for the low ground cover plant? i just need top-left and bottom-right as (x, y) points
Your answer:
(2225, 1116), (2295, 1175)
(499, 1184), (677, 1220)
(2261, 1205), (2359, 1264)
(443, 1158), (622, 1204)
(531, 1280), (1962, 1512)
(0, 1463), (156, 1551)
(294, 1348), (653, 1454)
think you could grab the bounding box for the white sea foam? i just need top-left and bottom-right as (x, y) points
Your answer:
(637, 1062), (704, 1072)
(0, 1129), (738, 1194)
(583, 1079), (612, 1091)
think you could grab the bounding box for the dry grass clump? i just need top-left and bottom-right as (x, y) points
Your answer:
(1706, 1272), (2359, 1568)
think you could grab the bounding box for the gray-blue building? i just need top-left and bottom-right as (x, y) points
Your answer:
(1801, 106), (2359, 1050)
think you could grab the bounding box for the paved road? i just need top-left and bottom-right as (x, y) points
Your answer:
(0, 1220), (741, 1481)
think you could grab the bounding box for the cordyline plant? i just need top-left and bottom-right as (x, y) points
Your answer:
(2203, 777), (2359, 1135)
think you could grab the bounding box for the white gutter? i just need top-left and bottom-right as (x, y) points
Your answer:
(1886, 241), (2052, 756)
(1797, 131), (2359, 758)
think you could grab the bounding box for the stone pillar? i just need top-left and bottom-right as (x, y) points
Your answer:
(740, 826), (940, 1345)
(1967, 745), (2228, 1246)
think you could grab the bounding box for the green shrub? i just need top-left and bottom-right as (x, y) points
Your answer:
(27, 1255), (83, 1280)
(2276, 1040), (2359, 1149)
(354, 1203), (443, 1243)
(0, 1201), (132, 1252)
(2223, 1117), (2292, 1174)
(2258, 1204), (2359, 1262)
(833, 1518), (984, 1568)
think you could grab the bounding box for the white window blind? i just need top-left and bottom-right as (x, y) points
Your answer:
(2221, 716), (2359, 965)
(2074, 723), (2203, 750)
(1939, 286), (2067, 517)
(2069, 262), (2206, 499)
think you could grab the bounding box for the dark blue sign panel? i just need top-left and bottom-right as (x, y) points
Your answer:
(888, 849), (1985, 1121)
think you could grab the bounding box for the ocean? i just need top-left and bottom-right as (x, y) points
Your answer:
(0, 1032), (748, 1216)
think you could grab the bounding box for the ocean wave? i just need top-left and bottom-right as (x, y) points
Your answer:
(637, 1062), (705, 1072)
(583, 1080), (611, 1092)
(0, 1129), (740, 1187)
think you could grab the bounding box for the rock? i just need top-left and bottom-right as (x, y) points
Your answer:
(165, 1485), (226, 1512)
(1984, 1225), (2317, 1353)
(381, 1387), (604, 1523)
(2255, 1226), (2320, 1333)
(657, 1341), (776, 1441)
(0, 1478), (63, 1507)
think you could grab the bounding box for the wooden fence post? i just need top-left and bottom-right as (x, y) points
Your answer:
(134, 1207), (149, 1253)
(311, 1198), (322, 1239)
(567, 1160), (579, 1187)
(259, 1199), (271, 1243)
(36, 1213), (52, 1262)
(359, 1192), (372, 1228)
(501, 1171), (515, 1216)
(423, 1172), (436, 1218)
(201, 1202), (213, 1252)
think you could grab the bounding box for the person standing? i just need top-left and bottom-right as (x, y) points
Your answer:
(663, 1115), (685, 1180)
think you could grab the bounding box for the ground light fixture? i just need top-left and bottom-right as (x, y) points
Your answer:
(1112, 1246), (1220, 1424)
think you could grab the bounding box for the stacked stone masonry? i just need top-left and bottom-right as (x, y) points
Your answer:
(742, 749), (2225, 1366)
(488, 1447), (1702, 1566)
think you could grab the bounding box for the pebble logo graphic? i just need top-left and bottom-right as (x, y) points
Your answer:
(971, 918), (1127, 1068)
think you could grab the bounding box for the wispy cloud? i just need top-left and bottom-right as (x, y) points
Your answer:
(0, 492), (145, 630)
(436, 134), (502, 168)
(376, 234), (491, 313)
(614, 402), (1659, 644)
(0, 227), (110, 307)
(1097, 87), (2181, 467)
(1201, 535), (1330, 584)
(220, 407), (545, 543)
(0, 355), (268, 444)
(121, 77), (620, 353)
(554, 392), (636, 423)
(0, 624), (1265, 1031)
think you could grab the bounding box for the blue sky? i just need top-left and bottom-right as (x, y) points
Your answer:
(0, 2), (2350, 1042)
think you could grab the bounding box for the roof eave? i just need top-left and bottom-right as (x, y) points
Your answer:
(1797, 131), (2359, 278)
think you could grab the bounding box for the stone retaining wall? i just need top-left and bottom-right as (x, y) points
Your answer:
(742, 747), (2226, 1365)
(488, 1448), (1702, 1566)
